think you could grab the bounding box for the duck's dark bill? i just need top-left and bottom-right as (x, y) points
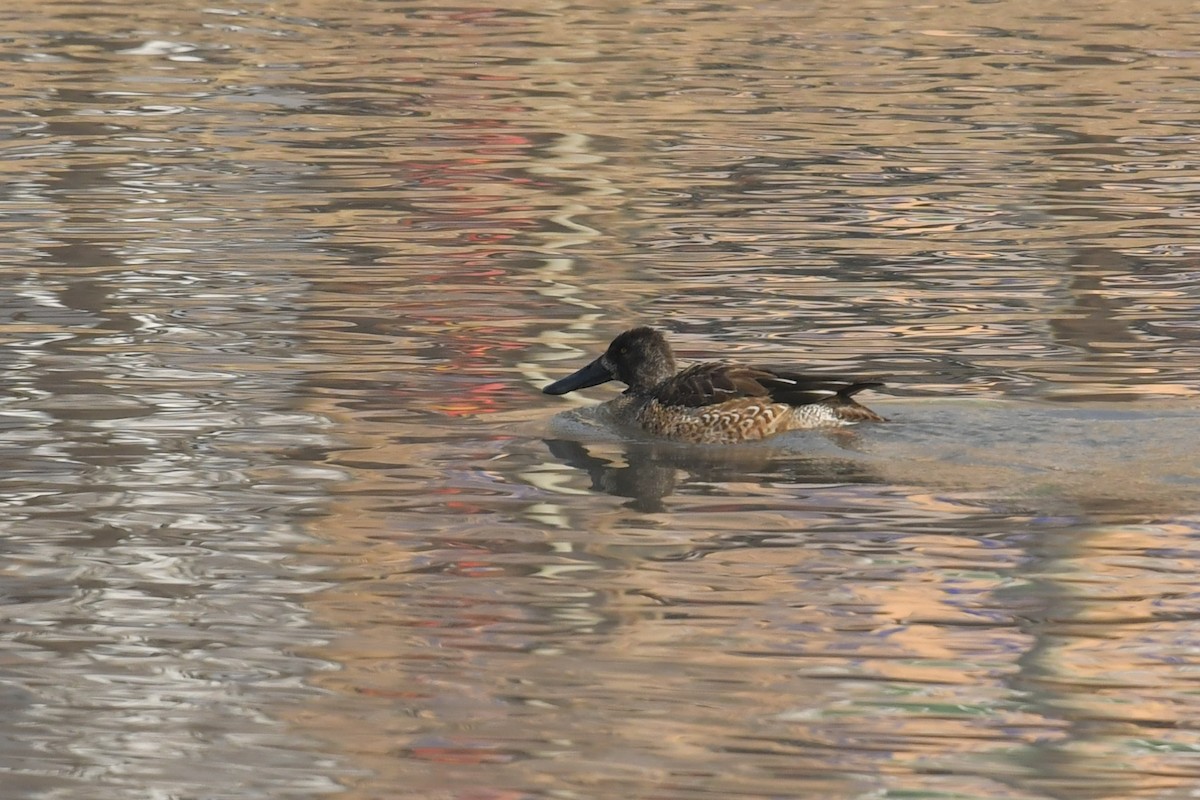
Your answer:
(542, 358), (612, 395)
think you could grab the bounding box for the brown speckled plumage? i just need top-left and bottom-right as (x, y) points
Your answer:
(543, 327), (886, 444)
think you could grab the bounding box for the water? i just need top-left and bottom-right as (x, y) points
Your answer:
(2, 1), (1200, 798)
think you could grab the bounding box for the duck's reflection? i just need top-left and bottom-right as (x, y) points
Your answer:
(545, 434), (881, 512)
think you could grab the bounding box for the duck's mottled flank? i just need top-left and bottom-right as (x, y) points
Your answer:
(543, 327), (886, 444)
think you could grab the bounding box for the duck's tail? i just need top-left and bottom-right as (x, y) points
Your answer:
(828, 381), (887, 422)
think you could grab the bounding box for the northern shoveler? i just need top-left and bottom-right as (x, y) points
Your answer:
(542, 326), (886, 444)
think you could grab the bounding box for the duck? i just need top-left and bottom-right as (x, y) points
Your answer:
(542, 326), (886, 444)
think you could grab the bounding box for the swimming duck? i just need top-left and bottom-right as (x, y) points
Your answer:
(543, 326), (886, 444)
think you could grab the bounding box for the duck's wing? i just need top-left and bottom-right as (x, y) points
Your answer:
(756, 368), (884, 406)
(657, 363), (884, 412)
(652, 363), (771, 408)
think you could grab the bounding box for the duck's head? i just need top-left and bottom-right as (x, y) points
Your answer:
(543, 326), (677, 395)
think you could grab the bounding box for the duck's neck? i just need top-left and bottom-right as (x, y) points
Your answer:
(626, 355), (676, 395)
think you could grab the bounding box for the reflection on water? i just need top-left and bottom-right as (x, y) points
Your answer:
(544, 435), (880, 513)
(2, 0), (1200, 798)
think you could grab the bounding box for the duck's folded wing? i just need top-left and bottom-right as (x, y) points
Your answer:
(656, 363), (885, 410)
(756, 370), (884, 407)
(652, 363), (772, 407)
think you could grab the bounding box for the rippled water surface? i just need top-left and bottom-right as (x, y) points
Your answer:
(3, 1), (1200, 798)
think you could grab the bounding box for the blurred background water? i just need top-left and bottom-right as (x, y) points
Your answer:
(1, 1), (1199, 798)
